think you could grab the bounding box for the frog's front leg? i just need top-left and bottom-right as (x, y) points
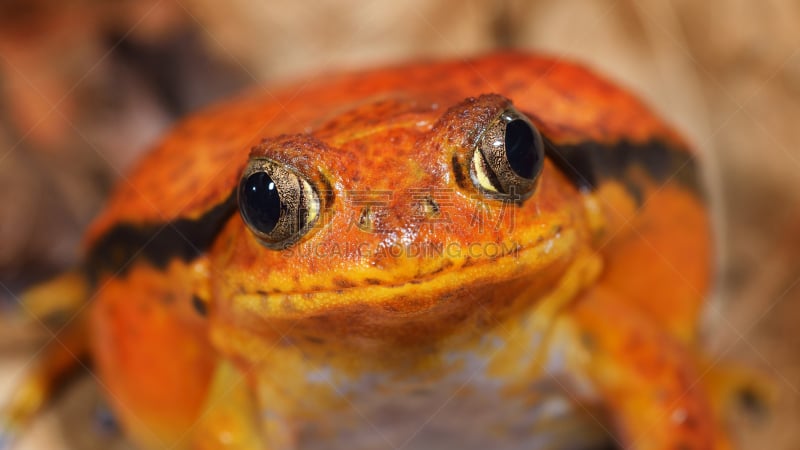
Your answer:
(190, 362), (294, 450)
(570, 286), (731, 450)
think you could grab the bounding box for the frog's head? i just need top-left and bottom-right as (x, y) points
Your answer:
(211, 93), (594, 347)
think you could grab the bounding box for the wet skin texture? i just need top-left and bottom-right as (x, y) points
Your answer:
(42, 53), (727, 449)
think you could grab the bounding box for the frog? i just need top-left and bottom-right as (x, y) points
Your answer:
(1, 52), (735, 449)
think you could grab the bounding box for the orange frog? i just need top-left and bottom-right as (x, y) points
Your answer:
(2, 52), (735, 449)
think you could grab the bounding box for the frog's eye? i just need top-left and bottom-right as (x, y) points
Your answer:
(238, 158), (320, 249)
(471, 109), (544, 199)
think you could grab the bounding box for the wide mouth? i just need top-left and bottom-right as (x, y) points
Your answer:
(227, 224), (577, 321)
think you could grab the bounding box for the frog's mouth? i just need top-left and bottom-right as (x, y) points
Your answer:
(223, 224), (582, 341)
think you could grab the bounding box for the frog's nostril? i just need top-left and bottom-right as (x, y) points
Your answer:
(422, 197), (440, 218)
(358, 206), (375, 233)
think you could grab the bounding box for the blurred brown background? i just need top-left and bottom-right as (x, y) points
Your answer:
(0, 0), (798, 448)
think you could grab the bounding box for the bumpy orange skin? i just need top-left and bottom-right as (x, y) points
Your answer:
(84, 53), (723, 449)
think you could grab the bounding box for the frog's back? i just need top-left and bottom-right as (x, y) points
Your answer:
(86, 52), (688, 248)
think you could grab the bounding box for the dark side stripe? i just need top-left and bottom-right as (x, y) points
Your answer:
(85, 138), (699, 279)
(543, 137), (704, 205)
(86, 192), (237, 280)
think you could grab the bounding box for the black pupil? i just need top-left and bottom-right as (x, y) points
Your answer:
(241, 171), (282, 234)
(504, 119), (539, 179)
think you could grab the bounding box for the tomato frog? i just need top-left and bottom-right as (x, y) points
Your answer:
(1, 52), (746, 449)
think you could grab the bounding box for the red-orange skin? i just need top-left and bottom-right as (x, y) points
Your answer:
(84, 53), (724, 449)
